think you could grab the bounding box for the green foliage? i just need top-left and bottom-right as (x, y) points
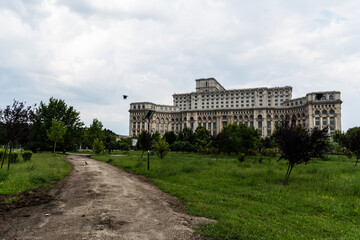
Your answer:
(260, 148), (277, 157)
(170, 141), (197, 152)
(32, 97), (84, 151)
(8, 152), (19, 163)
(22, 150), (33, 161)
(0, 149), (6, 161)
(83, 118), (104, 148)
(47, 119), (67, 153)
(237, 152), (245, 162)
(343, 128), (360, 166)
(153, 139), (169, 159)
(92, 152), (360, 240)
(214, 123), (260, 154)
(0, 170), (8, 181)
(93, 138), (105, 154)
(163, 131), (177, 145)
(137, 130), (151, 153)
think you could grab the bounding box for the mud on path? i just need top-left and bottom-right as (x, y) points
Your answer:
(0, 155), (212, 239)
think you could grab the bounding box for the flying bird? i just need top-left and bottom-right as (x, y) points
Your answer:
(123, 95), (128, 100)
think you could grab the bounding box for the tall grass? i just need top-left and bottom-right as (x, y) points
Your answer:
(0, 153), (72, 195)
(93, 152), (360, 240)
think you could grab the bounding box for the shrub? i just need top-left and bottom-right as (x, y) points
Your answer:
(0, 149), (7, 161)
(93, 138), (105, 154)
(22, 150), (33, 161)
(237, 153), (245, 162)
(246, 149), (257, 156)
(8, 152), (19, 163)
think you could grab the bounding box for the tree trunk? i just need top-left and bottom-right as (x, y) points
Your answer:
(7, 145), (12, 171)
(283, 164), (294, 186)
(141, 150), (144, 158)
(1, 145), (8, 169)
(53, 140), (57, 154)
(355, 156), (359, 166)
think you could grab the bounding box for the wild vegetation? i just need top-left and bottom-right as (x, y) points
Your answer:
(92, 152), (360, 240)
(0, 152), (72, 195)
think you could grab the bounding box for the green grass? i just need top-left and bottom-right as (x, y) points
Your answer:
(0, 153), (73, 195)
(92, 152), (360, 240)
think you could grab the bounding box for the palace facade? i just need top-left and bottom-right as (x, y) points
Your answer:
(129, 78), (342, 137)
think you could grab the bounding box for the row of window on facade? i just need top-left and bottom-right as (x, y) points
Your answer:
(175, 89), (290, 100)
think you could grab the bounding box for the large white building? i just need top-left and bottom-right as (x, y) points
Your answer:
(129, 78), (342, 137)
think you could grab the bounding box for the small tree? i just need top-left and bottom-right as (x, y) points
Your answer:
(0, 100), (33, 170)
(273, 116), (329, 185)
(137, 130), (151, 158)
(153, 139), (169, 159)
(93, 138), (104, 154)
(47, 119), (67, 154)
(344, 129), (360, 166)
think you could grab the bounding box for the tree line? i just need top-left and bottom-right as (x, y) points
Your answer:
(0, 99), (132, 165)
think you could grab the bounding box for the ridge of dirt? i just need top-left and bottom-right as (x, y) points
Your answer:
(0, 155), (214, 240)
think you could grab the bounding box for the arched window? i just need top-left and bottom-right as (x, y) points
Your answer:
(190, 117), (194, 121)
(258, 115), (262, 119)
(280, 115), (284, 120)
(274, 115), (279, 119)
(244, 115), (249, 120)
(198, 117), (201, 121)
(250, 115), (254, 119)
(267, 115), (271, 119)
(322, 110), (327, 115)
(315, 110), (320, 115)
(234, 116), (238, 120)
(203, 117), (206, 121)
(239, 116), (243, 120)
(329, 95), (334, 100)
(330, 110), (335, 115)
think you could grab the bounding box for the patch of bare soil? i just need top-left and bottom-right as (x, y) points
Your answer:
(0, 155), (213, 240)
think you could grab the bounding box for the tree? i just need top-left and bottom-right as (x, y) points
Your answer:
(47, 119), (67, 154)
(195, 126), (211, 153)
(32, 98), (83, 151)
(93, 138), (105, 154)
(0, 100), (34, 170)
(153, 139), (169, 159)
(137, 130), (151, 158)
(83, 119), (104, 148)
(343, 128), (360, 166)
(103, 128), (117, 154)
(273, 116), (329, 185)
(163, 131), (177, 145)
(216, 123), (260, 155)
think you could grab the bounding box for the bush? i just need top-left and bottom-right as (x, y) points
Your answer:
(93, 138), (105, 154)
(237, 153), (246, 162)
(22, 150), (33, 161)
(246, 149), (257, 156)
(0, 149), (6, 161)
(8, 152), (19, 163)
(260, 148), (277, 157)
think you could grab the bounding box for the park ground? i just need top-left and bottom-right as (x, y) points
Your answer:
(1, 151), (360, 239)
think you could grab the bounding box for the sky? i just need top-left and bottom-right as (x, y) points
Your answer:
(1, 0), (359, 135)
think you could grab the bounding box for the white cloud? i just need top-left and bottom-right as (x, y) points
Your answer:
(1, 0), (360, 133)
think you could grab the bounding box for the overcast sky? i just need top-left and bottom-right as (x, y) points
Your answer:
(1, 0), (359, 134)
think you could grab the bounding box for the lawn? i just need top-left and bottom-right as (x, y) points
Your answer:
(92, 151), (360, 240)
(0, 152), (73, 195)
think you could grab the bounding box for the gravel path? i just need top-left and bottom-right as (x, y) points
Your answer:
(0, 155), (211, 239)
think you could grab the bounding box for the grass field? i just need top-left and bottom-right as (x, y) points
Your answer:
(0, 152), (73, 195)
(93, 151), (360, 240)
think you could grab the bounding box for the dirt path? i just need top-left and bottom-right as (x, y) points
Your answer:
(0, 155), (211, 239)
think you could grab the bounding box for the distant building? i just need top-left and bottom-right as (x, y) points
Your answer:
(129, 78), (342, 137)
